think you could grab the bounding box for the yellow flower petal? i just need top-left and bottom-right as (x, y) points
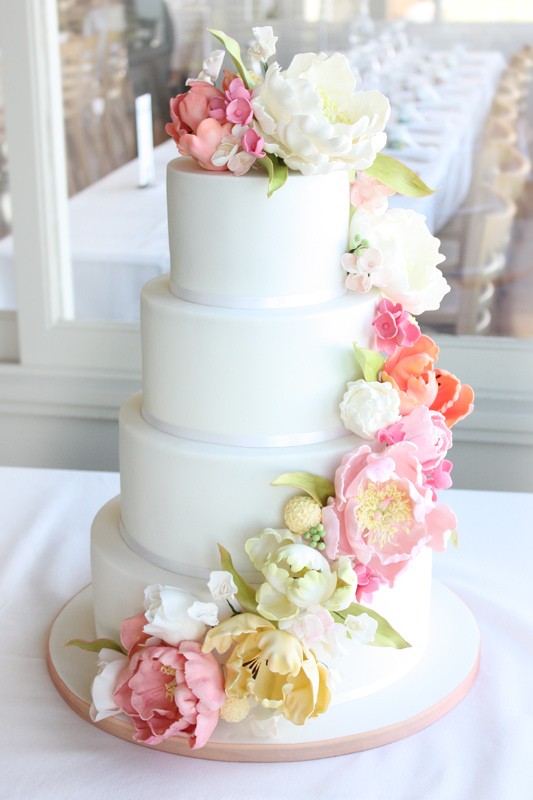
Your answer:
(202, 613), (274, 654)
(256, 582), (298, 622)
(255, 630), (304, 676)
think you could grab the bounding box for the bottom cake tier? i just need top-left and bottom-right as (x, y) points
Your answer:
(91, 496), (433, 705)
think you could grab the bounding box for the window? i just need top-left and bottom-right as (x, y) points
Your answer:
(0, 0), (531, 398)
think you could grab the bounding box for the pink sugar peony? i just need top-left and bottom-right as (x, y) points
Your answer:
(113, 641), (226, 749)
(120, 611), (151, 655)
(373, 298), (421, 356)
(166, 82), (226, 141)
(322, 441), (457, 585)
(378, 405), (452, 473)
(178, 117), (233, 171)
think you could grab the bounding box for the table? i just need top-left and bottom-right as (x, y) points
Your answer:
(0, 141), (174, 322)
(0, 51), (506, 322)
(0, 465), (532, 799)
(386, 51), (506, 231)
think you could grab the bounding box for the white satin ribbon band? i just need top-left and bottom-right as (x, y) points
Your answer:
(170, 280), (346, 310)
(119, 516), (259, 582)
(142, 408), (351, 449)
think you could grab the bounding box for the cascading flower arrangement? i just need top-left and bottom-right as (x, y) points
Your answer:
(69, 28), (474, 751)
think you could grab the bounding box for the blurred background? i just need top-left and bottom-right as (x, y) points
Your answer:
(0, 1), (531, 488)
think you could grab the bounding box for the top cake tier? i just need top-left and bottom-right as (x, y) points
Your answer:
(167, 158), (350, 308)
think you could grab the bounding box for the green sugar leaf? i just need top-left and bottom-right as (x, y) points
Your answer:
(218, 544), (258, 613)
(365, 153), (435, 198)
(339, 603), (412, 649)
(272, 472), (334, 507)
(208, 29), (255, 89)
(353, 341), (385, 382)
(260, 153), (289, 196)
(66, 637), (125, 654)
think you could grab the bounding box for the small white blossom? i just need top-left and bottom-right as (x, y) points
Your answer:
(188, 600), (219, 627)
(211, 137), (240, 168)
(208, 570), (238, 601)
(345, 612), (378, 645)
(186, 49), (225, 85)
(248, 26), (278, 64)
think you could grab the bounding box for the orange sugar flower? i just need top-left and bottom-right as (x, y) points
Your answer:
(381, 334), (440, 414)
(431, 369), (474, 428)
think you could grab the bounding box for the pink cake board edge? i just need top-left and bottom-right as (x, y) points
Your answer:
(47, 583), (480, 763)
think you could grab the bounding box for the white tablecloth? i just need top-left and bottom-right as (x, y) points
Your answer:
(0, 465), (532, 799)
(0, 142), (173, 322)
(387, 51), (506, 231)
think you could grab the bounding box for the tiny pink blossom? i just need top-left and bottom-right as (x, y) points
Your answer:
(425, 459), (453, 498)
(242, 127), (265, 157)
(354, 563), (387, 602)
(226, 97), (254, 125)
(373, 298), (421, 355)
(225, 77), (253, 102)
(228, 150), (258, 176)
(350, 172), (395, 212)
(342, 247), (384, 293)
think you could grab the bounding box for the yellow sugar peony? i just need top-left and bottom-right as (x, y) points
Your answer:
(202, 613), (331, 725)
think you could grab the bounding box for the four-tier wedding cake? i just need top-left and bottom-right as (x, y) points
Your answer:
(72, 27), (475, 754)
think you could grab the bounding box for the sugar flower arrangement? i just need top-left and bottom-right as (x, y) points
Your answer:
(165, 27), (431, 198)
(70, 311), (473, 749)
(69, 28), (473, 751)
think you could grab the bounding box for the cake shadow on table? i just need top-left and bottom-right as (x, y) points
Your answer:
(48, 26), (480, 761)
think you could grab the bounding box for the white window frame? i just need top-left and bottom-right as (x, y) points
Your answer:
(0, 0), (531, 451)
(0, 0), (140, 373)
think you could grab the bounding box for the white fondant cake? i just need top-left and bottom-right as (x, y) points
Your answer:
(90, 160), (433, 707)
(80, 29), (473, 751)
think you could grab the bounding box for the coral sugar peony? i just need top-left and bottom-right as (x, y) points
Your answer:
(113, 641), (225, 749)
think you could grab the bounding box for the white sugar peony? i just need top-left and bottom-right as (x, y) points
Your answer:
(348, 206), (449, 314)
(251, 52), (390, 175)
(340, 380), (401, 439)
(143, 584), (214, 645)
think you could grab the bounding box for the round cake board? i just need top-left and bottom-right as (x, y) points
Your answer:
(47, 582), (480, 762)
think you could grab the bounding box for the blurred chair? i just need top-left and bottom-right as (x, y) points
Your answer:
(422, 188), (517, 335)
(101, 31), (136, 170)
(495, 143), (531, 204)
(0, 66), (12, 240)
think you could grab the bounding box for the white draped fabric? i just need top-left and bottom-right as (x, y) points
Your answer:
(0, 465), (531, 799)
